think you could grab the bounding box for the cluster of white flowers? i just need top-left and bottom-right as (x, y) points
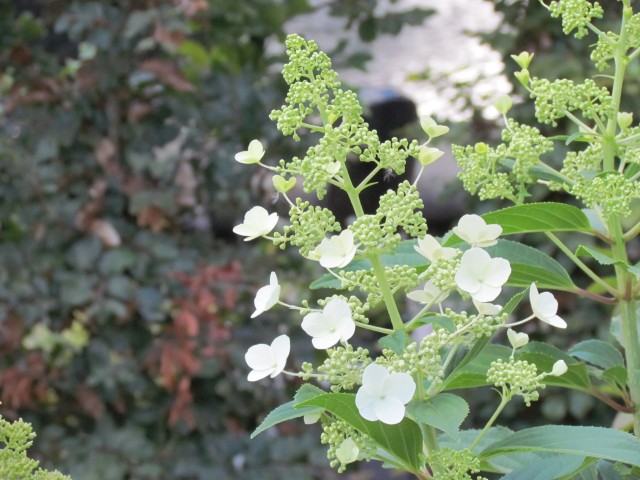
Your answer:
(235, 140), (567, 427)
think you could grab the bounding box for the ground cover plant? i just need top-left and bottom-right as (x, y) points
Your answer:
(239, 1), (640, 478)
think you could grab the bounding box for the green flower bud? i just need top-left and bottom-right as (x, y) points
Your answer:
(474, 142), (489, 154)
(494, 95), (513, 115)
(419, 146), (444, 166)
(272, 175), (297, 193)
(511, 51), (534, 69)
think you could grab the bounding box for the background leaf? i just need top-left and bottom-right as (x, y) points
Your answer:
(407, 393), (469, 438)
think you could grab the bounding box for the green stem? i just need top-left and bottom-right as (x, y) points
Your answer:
(545, 232), (618, 296)
(354, 321), (393, 335)
(623, 219), (640, 241)
(470, 392), (510, 450)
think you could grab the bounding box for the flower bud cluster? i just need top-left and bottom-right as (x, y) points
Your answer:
(445, 309), (506, 342)
(501, 120), (554, 186)
(340, 265), (419, 308)
(320, 418), (376, 472)
(590, 31), (618, 71)
(549, 0), (604, 39)
(273, 199), (340, 256)
(487, 358), (544, 406)
(529, 77), (613, 126)
(572, 171), (640, 219)
(430, 448), (483, 480)
(549, 144), (602, 191)
(317, 344), (372, 392)
(423, 256), (461, 293)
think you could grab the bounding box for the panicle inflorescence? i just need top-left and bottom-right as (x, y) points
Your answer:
(273, 198), (340, 256)
(429, 448), (483, 480)
(340, 265), (419, 308)
(502, 119), (554, 186)
(445, 308), (507, 342)
(549, 0), (604, 39)
(487, 358), (544, 406)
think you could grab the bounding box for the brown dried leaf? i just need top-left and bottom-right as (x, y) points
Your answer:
(140, 59), (195, 92)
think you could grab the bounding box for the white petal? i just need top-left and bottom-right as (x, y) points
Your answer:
(507, 328), (529, 349)
(374, 396), (406, 424)
(247, 368), (273, 382)
(301, 312), (329, 337)
(455, 269), (481, 295)
(336, 438), (359, 464)
(384, 373), (416, 404)
(472, 284), (502, 303)
(484, 258), (511, 287)
(474, 300), (501, 315)
(453, 214), (486, 243)
(337, 317), (356, 342)
(535, 292), (559, 318)
(361, 364), (389, 393)
(324, 298), (351, 319)
(407, 290), (431, 303)
(542, 314), (567, 329)
(245, 344), (275, 370)
(270, 334), (290, 376)
(355, 390), (379, 421)
(551, 360), (568, 376)
(247, 139), (264, 160)
(251, 283), (280, 318)
(415, 235), (440, 261)
(311, 331), (341, 349)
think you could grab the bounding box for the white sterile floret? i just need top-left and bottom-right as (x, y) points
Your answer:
(551, 360), (568, 376)
(301, 298), (355, 349)
(473, 299), (502, 316)
(452, 214), (502, 247)
(455, 248), (511, 302)
(234, 139), (265, 164)
(414, 234), (457, 262)
(335, 438), (359, 465)
(407, 279), (447, 304)
(233, 206), (278, 241)
(529, 283), (567, 329)
(507, 328), (529, 349)
(251, 272), (280, 318)
(311, 230), (357, 269)
(355, 364), (416, 425)
(245, 334), (290, 381)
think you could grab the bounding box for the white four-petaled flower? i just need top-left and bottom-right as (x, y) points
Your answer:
(529, 283), (567, 329)
(251, 272), (280, 318)
(507, 328), (529, 349)
(235, 139), (265, 164)
(455, 248), (511, 302)
(414, 234), (457, 262)
(453, 214), (502, 247)
(233, 206), (278, 241)
(245, 334), (290, 381)
(301, 298), (355, 349)
(355, 364), (416, 425)
(311, 230), (357, 269)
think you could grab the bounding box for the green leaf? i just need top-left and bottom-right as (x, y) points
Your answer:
(602, 365), (628, 387)
(379, 329), (407, 355)
(518, 342), (591, 390)
(252, 384), (325, 438)
(485, 239), (575, 290)
(500, 288), (529, 315)
(406, 393), (469, 437)
(501, 454), (589, 480)
(569, 340), (624, 370)
(443, 344), (512, 390)
(296, 393), (423, 471)
(406, 314), (456, 333)
(576, 245), (624, 268)
(481, 203), (592, 235)
(481, 426), (640, 469)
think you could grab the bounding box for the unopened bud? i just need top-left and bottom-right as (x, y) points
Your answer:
(618, 112), (633, 130)
(551, 360), (568, 377)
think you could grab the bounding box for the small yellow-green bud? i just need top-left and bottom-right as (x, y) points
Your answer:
(618, 112), (633, 130)
(494, 95), (513, 115)
(514, 69), (530, 87)
(474, 142), (489, 154)
(272, 175), (297, 193)
(511, 51), (534, 69)
(419, 146), (444, 166)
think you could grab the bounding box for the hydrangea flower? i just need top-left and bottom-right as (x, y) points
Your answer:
(414, 234), (457, 262)
(233, 206), (278, 241)
(235, 139), (265, 164)
(245, 334), (290, 381)
(251, 272), (280, 318)
(473, 299), (502, 315)
(529, 283), (567, 328)
(301, 297), (355, 349)
(455, 248), (511, 302)
(355, 364), (416, 425)
(335, 438), (359, 465)
(507, 328), (529, 349)
(407, 279), (447, 304)
(310, 230), (357, 269)
(452, 214), (502, 247)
